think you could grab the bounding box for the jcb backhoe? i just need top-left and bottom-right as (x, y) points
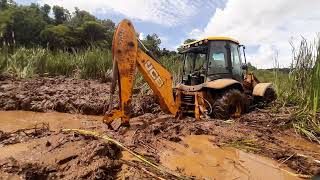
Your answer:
(104, 19), (276, 127)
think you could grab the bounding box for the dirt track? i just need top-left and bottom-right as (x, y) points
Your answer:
(0, 75), (319, 179)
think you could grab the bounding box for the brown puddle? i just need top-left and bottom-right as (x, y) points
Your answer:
(160, 135), (301, 180)
(0, 110), (102, 132)
(0, 111), (313, 179)
(280, 135), (320, 155)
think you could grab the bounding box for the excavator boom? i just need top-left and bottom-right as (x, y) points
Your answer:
(103, 19), (178, 126)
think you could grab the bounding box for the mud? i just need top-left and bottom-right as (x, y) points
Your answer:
(0, 131), (122, 179)
(0, 75), (159, 116)
(0, 110), (319, 179)
(0, 76), (320, 179)
(160, 135), (301, 179)
(126, 110), (320, 176)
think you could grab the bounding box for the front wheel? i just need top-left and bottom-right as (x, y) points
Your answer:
(211, 89), (248, 119)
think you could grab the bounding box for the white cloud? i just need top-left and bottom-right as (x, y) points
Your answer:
(38, 0), (218, 26)
(138, 32), (145, 40)
(188, 28), (203, 39)
(191, 0), (320, 68)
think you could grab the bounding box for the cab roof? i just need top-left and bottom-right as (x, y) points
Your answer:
(183, 36), (239, 47)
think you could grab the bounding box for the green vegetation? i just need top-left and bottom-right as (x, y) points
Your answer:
(253, 39), (320, 142)
(281, 39), (319, 142)
(0, 0), (176, 55)
(0, 0), (115, 49)
(0, 47), (113, 80)
(0, 0), (178, 81)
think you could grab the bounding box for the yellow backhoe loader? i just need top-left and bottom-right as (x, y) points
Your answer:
(104, 19), (276, 127)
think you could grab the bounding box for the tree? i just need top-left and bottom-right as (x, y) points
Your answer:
(142, 34), (161, 57)
(40, 25), (77, 49)
(176, 38), (197, 52)
(100, 19), (115, 48)
(69, 8), (96, 27)
(0, 0), (8, 9)
(1, 6), (47, 46)
(0, 0), (15, 10)
(184, 39), (196, 44)
(79, 21), (106, 44)
(0, 1), (118, 50)
(52, 5), (70, 24)
(161, 48), (177, 57)
(40, 4), (52, 24)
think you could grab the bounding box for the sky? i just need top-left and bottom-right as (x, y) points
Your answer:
(16, 0), (320, 69)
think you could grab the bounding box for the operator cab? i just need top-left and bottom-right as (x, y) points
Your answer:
(179, 37), (245, 85)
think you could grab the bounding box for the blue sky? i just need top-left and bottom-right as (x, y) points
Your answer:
(15, 0), (320, 68)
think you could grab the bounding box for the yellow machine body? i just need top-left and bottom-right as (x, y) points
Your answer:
(104, 19), (275, 127)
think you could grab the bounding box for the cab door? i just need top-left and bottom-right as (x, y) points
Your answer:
(230, 43), (243, 81)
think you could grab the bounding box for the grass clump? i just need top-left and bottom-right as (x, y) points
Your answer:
(226, 138), (260, 153)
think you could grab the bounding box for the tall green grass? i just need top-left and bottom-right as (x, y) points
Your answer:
(257, 38), (320, 143)
(0, 47), (112, 80)
(134, 55), (182, 95)
(289, 38), (320, 143)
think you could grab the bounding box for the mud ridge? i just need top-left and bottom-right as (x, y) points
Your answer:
(0, 132), (122, 179)
(0, 76), (160, 116)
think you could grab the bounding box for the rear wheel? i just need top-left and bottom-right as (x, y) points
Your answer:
(211, 89), (248, 119)
(254, 87), (277, 106)
(263, 87), (277, 103)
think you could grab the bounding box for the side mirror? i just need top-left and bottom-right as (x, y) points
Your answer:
(241, 64), (248, 70)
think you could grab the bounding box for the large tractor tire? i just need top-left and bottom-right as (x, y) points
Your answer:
(212, 89), (248, 119)
(254, 87), (277, 106)
(263, 87), (277, 103)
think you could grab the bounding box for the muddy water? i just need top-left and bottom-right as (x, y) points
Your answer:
(160, 135), (301, 180)
(0, 111), (105, 161)
(0, 110), (102, 132)
(0, 111), (309, 179)
(280, 135), (320, 155)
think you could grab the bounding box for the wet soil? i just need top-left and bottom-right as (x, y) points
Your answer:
(123, 110), (320, 177)
(0, 76), (319, 179)
(0, 75), (159, 116)
(160, 135), (301, 179)
(1, 110), (318, 179)
(0, 131), (122, 179)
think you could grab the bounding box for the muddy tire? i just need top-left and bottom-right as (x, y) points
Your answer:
(263, 87), (277, 103)
(211, 89), (248, 119)
(254, 87), (277, 106)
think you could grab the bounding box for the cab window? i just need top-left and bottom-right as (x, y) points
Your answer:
(208, 41), (228, 74)
(230, 43), (241, 75)
(183, 53), (194, 74)
(183, 53), (206, 75)
(194, 54), (206, 71)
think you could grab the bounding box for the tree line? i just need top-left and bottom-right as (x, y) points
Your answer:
(0, 0), (178, 57)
